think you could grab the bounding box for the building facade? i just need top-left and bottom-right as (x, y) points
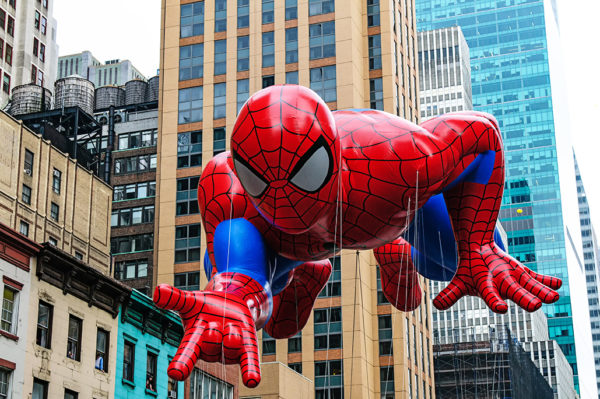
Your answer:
(417, 26), (472, 121)
(115, 289), (185, 398)
(416, 0), (595, 395)
(22, 244), (130, 399)
(574, 153), (600, 396)
(58, 52), (146, 86)
(0, 222), (40, 399)
(158, 0), (430, 398)
(0, 0), (58, 108)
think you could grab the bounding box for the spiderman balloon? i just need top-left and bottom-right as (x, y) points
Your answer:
(153, 85), (561, 387)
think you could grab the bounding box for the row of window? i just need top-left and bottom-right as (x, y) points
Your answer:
(114, 154), (157, 175)
(111, 233), (154, 255)
(110, 205), (154, 227)
(115, 259), (148, 281)
(0, 9), (15, 37)
(113, 181), (156, 202)
(32, 37), (46, 62)
(117, 129), (157, 150)
(0, 39), (13, 67)
(122, 340), (179, 396)
(180, 0), (332, 39)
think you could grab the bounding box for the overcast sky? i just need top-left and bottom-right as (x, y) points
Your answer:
(53, 0), (600, 228)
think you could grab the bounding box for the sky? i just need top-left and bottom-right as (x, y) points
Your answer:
(54, 0), (600, 228)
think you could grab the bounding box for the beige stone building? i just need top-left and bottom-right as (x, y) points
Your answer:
(157, 0), (432, 397)
(0, 111), (112, 273)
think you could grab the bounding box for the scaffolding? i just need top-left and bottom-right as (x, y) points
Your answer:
(434, 326), (554, 399)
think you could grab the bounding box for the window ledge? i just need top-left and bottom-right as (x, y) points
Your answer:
(145, 388), (158, 397)
(122, 378), (135, 388)
(0, 330), (18, 341)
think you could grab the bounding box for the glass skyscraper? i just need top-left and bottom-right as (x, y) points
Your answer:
(415, 0), (596, 396)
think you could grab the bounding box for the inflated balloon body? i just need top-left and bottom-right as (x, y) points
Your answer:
(153, 85), (562, 387)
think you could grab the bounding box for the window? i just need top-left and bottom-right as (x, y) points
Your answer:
(309, 0), (334, 16)
(41, 16), (47, 34)
(177, 131), (202, 168)
(168, 377), (179, 398)
(315, 360), (343, 399)
(189, 368), (234, 399)
(36, 301), (53, 348)
(309, 22), (335, 59)
(214, 39), (226, 75)
(113, 181), (155, 201)
(262, 331), (275, 355)
(22, 184), (32, 204)
(177, 176), (200, 215)
(146, 352), (157, 392)
(35, 11), (41, 29)
(8, 0), (15, 8)
(0, 10), (5, 30)
(123, 341), (135, 382)
(74, 251), (83, 260)
(39, 44), (45, 62)
(286, 71), (299, 84)
(286, 28), (298, 64)
(49, 202), (59, 221)
(43, 0), (48, 9)
(288, 332), (301, 353)
(111, 205), (154, 227)
(114, 154), (157, 174)
(314, 307), (342, 350)
(175, 224), (201, 263)
(52, 168), (61, 193)
(213, 127), (226, 155)
(377, 267), (389, 304)
(19, 221), (29, 237)
(180, 44), (203, 80)
(262, 75), (275, 88)
(118, 129), (158, 150)
(48, 236), (57, 246)
(67, 315), (82, 361)
(0, 39), (4, 60)
(262, 0), (274, 24)
(95, 329), (109, 372)
(6, 16), (13, 36)
(32, 378), (48, 399)
(115, 260), (149, 280)
(180, 1), (204, 37)
(4, 45), (11, 66)
(214, 82), (226, 119)
(262, 31), (274, 67)
(289, 362), (302, 374)
(24, 149), (34, 174)
(370, 78), (383, 110)
(367, 0), (380, 27)
(238, 0), (249, 28)
(237, 79), (249, 113)
(378, 315), (393, 355)
(33, 37), (39, 56)
(111, 234), (154, 254)
(369, 35), (381, 70)
(64, 389), (78, 399)
(174, 271), (200, 291)
(380, 366), (395, 398)
(32, 64), (38, 83)
(214, 0), (226, 32)
(319, 256), (341, 297)
(1, 286), (17, 334)
(285, 0), (297, 20)
(310, 66), (336, 103)
(0, 368), (11, 399)
(237, 36), (249, 71)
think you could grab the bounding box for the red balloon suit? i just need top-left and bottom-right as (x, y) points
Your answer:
(153, 85), (561, 387)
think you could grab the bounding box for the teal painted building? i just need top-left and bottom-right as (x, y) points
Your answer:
(116, 290), (185, 398)
(415, 0), (596, 396)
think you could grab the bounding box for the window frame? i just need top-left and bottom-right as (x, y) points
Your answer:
(32, 378), (48, 399)
(309, 21), (335, 60)
(174, 224), (202, 263)
(52, 168), (61, 194)
(22, 184), (32, 205)
(66, 315), (82, 361)
(179, 43), (204, 81)
(177, 131), (202, 168)
(95, 328), (109, 372)
(50, 202), (59, 221)
(115, 259), (149, 280)
(176, 176), (200, 216)
(146, 351), (158, 392)
(1, 286), (18, 334)
(174, 271), (200, 291)
(36, 301), (53, 349)
(123, 340), (135, 382)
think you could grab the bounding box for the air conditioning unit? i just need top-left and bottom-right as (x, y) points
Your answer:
(168, 390), (177, 398)
(24, 168), (32, 176)
(53, 169), (61, 177)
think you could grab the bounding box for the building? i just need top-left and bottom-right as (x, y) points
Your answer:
(574, 152), (600, 395)
(58, 52), (146, 86)
(158, 0), (430, 398)
(434, 328), (554, 399)
(238, 362), (313, 399)
(0, 108), (113, 273)
(416, 0), (596, 396)
(0, 0), (58, 108)
(0, 222), (41, 399)
(115, 289), (185, 398)
(525, 339), (579, 399)
(418, 26), (472, 121)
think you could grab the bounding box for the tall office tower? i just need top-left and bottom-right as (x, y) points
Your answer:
(416, 0), (596, 396)
(574, 153), (600, 395)
(158, 0), (433, 398)
(417, 26), (472, 121)
(58, 52), (146, 86)
(0, 0), (58, 108)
